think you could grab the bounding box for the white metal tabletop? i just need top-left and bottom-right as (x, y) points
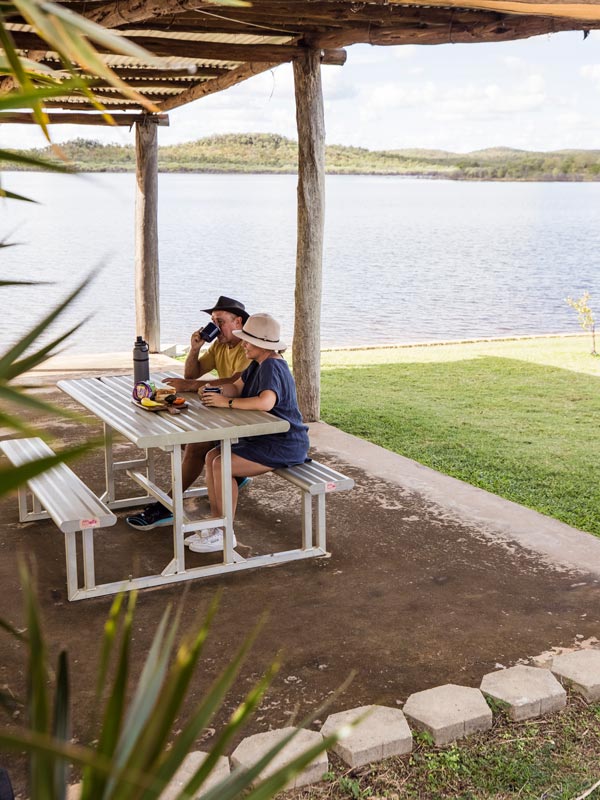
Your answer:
(58, 372), (289, 447)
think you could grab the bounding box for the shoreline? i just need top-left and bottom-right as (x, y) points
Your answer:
(3, 168), (600, 183)
(319, 331), (585, 353)
(22, 331), (586, 377)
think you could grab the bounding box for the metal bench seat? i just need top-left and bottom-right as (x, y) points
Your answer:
(0, 437), (117, 601)
(275, 460), (354, 552)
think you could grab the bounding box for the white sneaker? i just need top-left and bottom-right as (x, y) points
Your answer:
(186, 527), (237, 553)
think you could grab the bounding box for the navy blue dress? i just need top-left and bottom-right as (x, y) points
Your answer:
(231, 357), (310, 468)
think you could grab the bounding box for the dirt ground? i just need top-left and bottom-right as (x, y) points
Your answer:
(2, 383), (600, 796)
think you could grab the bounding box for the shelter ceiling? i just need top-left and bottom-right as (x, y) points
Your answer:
(4, 0), (600, 119)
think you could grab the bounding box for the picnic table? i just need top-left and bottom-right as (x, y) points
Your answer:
(56, 371), (317, 598)
(2, 371), (353, 601)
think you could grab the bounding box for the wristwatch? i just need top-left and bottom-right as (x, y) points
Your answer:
(228, 398), (234, 409)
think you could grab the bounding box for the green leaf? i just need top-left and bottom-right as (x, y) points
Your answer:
(0, 145), (71, 171)
(110, 598), (223, 800)
(3, 315), (92, 380)
(139, 622), (269, 799)
(80, 592), (136, 800)
(0, 383), (87, 424)
(0, 441), (98, 499)
(20, 563), (54, 797)
(95, 593), (125, 699)
(0, 281), (50, 286)
(171, 661), (280, 800)
(0, 269), (94, 378)
(0, 188), (37, 202)
(52, 651), (70, 799)
(103, 604), (179, 798)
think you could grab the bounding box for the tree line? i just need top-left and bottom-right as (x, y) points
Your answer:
(3, 133), (600, 180)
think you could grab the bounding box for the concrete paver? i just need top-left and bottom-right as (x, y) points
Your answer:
(403, 684), (492, 746)
(231, 727), (327, 790)
(551, 650), (600, 701)
(320, 705), (412, 767)
(160, 752), (230, 799)
(480, 665), (566, 720)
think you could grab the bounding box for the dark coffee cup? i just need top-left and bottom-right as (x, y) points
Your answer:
(203, 386), (221, 394)
(200, 321), (220, 342)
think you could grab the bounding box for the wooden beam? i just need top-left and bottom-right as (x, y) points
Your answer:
(42, 101), (142, 110)
(389, 0), (600, 22)
(10, 30), (345, 65)
(158, 61), (278, 111)
(135, 116), (161, 352)
(37, 62), (228, 79)
(9, 30), (299, 61)
(0, 112), (169, 125)
(315, 16), (597, 48)
(293, 48), (325, 423)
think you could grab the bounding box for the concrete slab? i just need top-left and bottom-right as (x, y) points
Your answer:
(403, 684), (492, 746)
(15, 351), (183, 386)
(480, 665), (566, 721)
(551, 650), (600, 701)
(320, 705), (412, 767)
(160, 751), (230, 799)
(231, 727), (327, 790)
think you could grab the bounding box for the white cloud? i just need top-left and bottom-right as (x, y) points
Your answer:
(366, 80), (438, 110)
(392, 45), (418, 60)
(502, 55), (526, 69)
(581, 63), (600, 87)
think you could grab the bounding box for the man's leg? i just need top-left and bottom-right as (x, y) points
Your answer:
(181, 441), (212, 492)
(126, 442), (213, 530)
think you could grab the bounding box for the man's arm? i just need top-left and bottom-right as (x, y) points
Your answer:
(166, 372), (242, 393)
(183, 329), (206, 379)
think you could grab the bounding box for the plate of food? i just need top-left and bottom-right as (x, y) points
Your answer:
(132, 396), (189, 413)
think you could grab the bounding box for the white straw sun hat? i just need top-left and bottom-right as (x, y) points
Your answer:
(233, 313), (287, 351)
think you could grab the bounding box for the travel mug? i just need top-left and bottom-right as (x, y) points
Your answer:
(200, 322), (220, 342)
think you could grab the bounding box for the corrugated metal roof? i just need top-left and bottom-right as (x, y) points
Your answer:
(4, 0), (600, 116)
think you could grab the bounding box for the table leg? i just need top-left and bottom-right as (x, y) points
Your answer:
(221, 439), (234, 563)
(171, 444), (185, 572)
(103, 423), (115, 503)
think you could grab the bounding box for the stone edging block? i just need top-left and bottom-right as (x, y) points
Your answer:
(480, 665), (566, 721)
(160, 751), (230, 799)
(320, 705), (412, 767)
(403, 683), (492, 746)
(231, 726), (327, 790)
(551, 649), (600, 701)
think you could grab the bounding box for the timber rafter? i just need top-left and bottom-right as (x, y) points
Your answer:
(3, 0), (600, 118)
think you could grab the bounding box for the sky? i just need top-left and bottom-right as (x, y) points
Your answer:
(3, 29), (600, 153)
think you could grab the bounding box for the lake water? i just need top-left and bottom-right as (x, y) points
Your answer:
(1, 172), (599, 354)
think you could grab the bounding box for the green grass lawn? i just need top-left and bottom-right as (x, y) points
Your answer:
(319, 335), (600, 537)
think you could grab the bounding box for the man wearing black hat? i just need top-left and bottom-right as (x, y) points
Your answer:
(126, 296), (251, 530)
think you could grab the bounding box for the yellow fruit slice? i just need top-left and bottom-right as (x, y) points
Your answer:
(141, 397), (164, 408)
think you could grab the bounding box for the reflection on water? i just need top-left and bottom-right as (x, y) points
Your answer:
(1, 172), (599, 353)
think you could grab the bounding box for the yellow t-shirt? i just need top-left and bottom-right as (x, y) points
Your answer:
(198, 341), (249, 379)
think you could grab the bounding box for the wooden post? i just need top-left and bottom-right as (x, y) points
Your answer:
(293, 49), (325, 422)
(135, 115), (160, 352)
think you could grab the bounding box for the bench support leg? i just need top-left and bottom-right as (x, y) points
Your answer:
(316, 493), (326, 551)
(64, 532), (79, 601)
(17, 486), (29, 522)
(301, 492), (313, 550)
(82, 529), (96, 591)
(104, 423), (116, 502)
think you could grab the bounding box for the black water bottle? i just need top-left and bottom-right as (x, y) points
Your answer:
(133, 336), (150, 384)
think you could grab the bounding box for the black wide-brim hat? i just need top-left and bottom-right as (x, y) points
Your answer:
(201, 295), (249, 323)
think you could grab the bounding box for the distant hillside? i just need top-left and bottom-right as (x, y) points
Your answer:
(3, 133), (600, 180)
